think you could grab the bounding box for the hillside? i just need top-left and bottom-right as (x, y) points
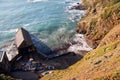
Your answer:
(77, 0), (120, 48)
(98, 24), (120, 47)
(41, 0), (120, 80)
(41, 40), (120, 80)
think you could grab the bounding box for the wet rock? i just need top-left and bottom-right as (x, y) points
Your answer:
(69, 4), (88, 10)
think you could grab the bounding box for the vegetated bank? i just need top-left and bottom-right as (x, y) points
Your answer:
(77, 0), (120, 48)
(41, 0), (120, 80)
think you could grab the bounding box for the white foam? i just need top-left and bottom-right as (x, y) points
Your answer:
(68, 34), (92, 53)
(67, 10), (85, 22)
(0, 28), (18, 33)
(27, 0), (48, 3)
(65, 0), (85, 22)
(23, 23), (30, 27)
(57, 27), (66, 32)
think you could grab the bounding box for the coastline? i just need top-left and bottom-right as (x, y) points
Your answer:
(0, 1), (91, 56)
(0, 1), (93, 80)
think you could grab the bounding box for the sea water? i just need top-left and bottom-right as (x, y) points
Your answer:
(0, 0), (84, 49)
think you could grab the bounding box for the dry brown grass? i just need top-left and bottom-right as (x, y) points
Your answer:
(41, 40), (120, 80)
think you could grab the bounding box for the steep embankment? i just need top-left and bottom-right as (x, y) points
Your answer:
(41, 0), (120, 80)
(98, 24), (120, 47)
(41, 40), (120, 80)
(41, 26), (120, 80)
(77, 0), (120, 48)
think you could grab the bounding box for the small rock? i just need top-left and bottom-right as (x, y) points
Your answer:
(94, 60), (102, 65)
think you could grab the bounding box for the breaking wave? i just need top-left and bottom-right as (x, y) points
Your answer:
(68, 34), (93, 53)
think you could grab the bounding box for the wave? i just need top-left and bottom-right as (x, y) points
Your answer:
(68, 34), (92, 53)
(65, 0), (84, 22)
(0, 29), (18, 33)
(27, 0), (48, 3)
(66, 9), (85, 22)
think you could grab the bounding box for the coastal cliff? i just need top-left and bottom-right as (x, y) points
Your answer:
(0, 0), (120, 80)
(77, 0), (120, 48)
(41, 0), (120, 80)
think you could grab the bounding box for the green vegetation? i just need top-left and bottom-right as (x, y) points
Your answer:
(97, 48), (105, 55)
(101, 1), (120, 19)
(89, 18), (97, 30)
(41, 40), (120, 80)
(111, 71), (120, 79)
(103, 0), (120, 8)
(101, 9), (111, 19)
(0, 74), (18, 80)
(85, 40), (119, 60)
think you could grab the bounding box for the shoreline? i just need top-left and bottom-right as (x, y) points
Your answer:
(0, 1), (91, 56)
(0, 1), (93, 80)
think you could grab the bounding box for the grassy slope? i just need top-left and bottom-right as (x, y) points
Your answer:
(41, 40), (120, 80)
(98, 24), (120, 47)
(41, 0), (120, 80)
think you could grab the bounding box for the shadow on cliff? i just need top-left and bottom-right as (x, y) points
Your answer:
(46, 52), (83, 70)
(31, 34), (83, 70)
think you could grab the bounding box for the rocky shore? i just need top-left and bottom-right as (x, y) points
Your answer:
(69, 3), (87, 10)
(41, 0), (120, 80)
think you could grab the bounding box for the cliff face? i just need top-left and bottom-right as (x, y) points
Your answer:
(77, 0), (120, 48)
(41, 0), (120, 80)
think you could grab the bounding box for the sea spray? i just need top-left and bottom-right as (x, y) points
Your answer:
(68, 34), (92, 53)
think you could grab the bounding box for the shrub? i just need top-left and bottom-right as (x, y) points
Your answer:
(101, 9), (111, 19)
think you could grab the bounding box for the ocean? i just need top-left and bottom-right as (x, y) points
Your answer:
(0, 0), (84, 49)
